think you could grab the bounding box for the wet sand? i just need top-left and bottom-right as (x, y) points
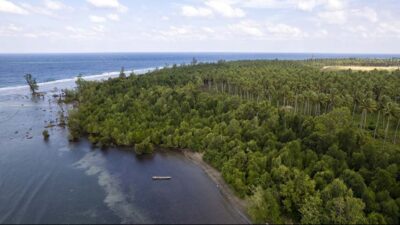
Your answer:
(183, 150), (251, 224)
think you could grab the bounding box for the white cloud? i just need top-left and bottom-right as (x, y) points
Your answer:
(86, 0), (127, 12)
(378, 23), (400, 37)
(23, 31), (60, 39)
(325, 0), (344, 10)
(205, 0), (245, 18)
(0, 24), (62, 39)
(202, 27), (215, 33)
(266, 23), (305, 38)
(20, 3), (52, 16)
(343, 22), (400, 39)
(159, 26), (192, 37)
(315, 29), (328, 37)
(146, 25), (220, 41)
(229, 20), (306, 39)
(44, 0), (67, 10)
(296, 0), (319, 11)
(161, 16), (169, 21)
(0, 0), (28, 14)
(65, 25), (105, 40)
(352, 7), (378, 23)
(346, 25), (369, 38)
(181, 5), (213, 18)
(107, 13), (120, 21)
(240, 0), (345, 11)
(295, 0), (345, 11)
(92, 24), (106, 32)
(89, 15), (106, 23)
(229, 21), (264, 37)
(181, 0), (245, 18)
(318, 10), (347, 24)
(0, 24), (22, 36)
(89, 14), (120, 23)
(241, 0), (285, 8)
(19, 1), (73, 17)
(317, 5), (378, 26)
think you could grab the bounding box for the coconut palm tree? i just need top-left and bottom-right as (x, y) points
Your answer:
(359, 98), (377, 130)
(383, 102), (397, 147)
(374, 95), (391, 138)
(392, 104), (400, 144)
(351, 90), (364, 121)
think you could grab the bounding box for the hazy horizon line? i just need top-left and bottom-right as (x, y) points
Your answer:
(1, 51), (400, 55)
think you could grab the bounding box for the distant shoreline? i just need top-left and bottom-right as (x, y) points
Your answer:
(0, 68), (156, 93)
(1, 52), (400, 56)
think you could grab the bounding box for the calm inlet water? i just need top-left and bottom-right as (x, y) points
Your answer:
(0, 53), (399, 223)
(0, 85), (246, 224)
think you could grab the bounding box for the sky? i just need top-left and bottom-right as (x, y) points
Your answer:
(0, 0), (399, 53)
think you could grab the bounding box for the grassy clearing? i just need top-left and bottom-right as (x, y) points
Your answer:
(322, 66), (400, 72)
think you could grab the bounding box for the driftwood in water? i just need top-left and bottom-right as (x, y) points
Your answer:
(152, 176), (172, 180)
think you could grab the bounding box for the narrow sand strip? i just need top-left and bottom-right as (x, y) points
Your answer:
(182, 150), (251, 224)
(322, 65), (400, 71)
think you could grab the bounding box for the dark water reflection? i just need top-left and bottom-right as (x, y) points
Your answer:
(0, 86), (247, 224)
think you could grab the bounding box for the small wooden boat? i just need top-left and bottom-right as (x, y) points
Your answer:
(152, 176), (172, 180)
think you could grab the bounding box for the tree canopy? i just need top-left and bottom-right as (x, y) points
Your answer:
(66, 59), (400, 224)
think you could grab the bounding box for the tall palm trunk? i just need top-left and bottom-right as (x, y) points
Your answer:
(374, 110), (380, 138)
(383, 116), (391, 147)
(360, 110), (365, 129)
(352, 103), (357, 120)
(394, 118), (400, 144)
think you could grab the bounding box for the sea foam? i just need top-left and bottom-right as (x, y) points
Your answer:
(0, 67), (157, 95)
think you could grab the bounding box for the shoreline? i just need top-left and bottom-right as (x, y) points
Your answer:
(0, 96), (247, 224)
(181, 149), (252, 224)
(0, 67), (158, 93)
(0, 67), (252, 223)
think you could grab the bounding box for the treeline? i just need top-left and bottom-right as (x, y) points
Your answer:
(306, 58), (400, 67)
(67, 60), (400, 224)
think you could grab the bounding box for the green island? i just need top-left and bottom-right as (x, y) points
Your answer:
(65, 59), (400, 224)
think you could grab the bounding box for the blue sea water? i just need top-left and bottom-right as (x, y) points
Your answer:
(0, 52), (399, 88)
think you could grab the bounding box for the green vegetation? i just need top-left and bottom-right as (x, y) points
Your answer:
(66, 59), (400, 224)
(24, 74), (39, 95)
(42, 129), (50, 140)
(119, 66), (126, 78)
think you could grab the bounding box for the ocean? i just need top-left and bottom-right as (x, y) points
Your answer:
(1, 52), (399, 89)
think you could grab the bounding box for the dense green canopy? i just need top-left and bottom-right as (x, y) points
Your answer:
(67, 59), (400, 224)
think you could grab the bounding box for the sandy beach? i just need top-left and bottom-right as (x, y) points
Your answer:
(322, 65), (400, 71)
(182, 150), (251, 224)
